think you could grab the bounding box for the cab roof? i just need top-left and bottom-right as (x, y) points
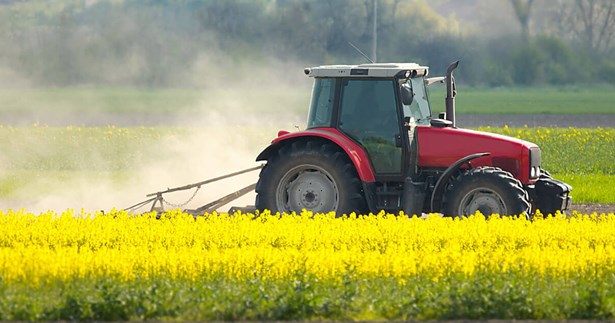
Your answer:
(304, 63), (429, 78)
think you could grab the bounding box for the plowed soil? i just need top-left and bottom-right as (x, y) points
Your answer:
(571, 203), (615, 215)
(457, 114), (615, 128)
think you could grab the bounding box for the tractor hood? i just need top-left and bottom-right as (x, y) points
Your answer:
(416, 126), (541, 183)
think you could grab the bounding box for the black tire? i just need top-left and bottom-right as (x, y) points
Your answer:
(442, 167), (530, 218)
(255, 140), (367, 216)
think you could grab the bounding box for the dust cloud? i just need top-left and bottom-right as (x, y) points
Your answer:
(0, 53), (313, 214)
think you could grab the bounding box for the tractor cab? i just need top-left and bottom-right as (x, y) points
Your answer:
(305, 63), (433, 180)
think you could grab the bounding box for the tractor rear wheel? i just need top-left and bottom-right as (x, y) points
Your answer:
(255, 140), (366, 216)
(442, 167), (530, 218)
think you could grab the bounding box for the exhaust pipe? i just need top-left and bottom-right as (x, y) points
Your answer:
(445, 61), (460, 127)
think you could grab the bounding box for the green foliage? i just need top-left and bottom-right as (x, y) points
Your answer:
(598, 60), (615, 83)
(2, 272), (615, 320)
(0, 0), (613, 87)
(509, 36), (578, 85)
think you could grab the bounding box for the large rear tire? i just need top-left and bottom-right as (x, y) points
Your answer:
(255, 140), (367, 216)
(442, 167), (530, 218)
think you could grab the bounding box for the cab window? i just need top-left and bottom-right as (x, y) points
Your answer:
(307, 78), (335, 128)
(338, 79), (402, 174)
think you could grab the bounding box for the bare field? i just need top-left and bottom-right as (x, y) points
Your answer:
(572, 203), (615, 215)
(458, 114), (615, 128)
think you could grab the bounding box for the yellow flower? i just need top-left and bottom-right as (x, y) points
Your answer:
(0, 210), (614, 286)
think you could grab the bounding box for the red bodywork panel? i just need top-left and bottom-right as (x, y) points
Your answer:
(257, 126), (539, 185)
(256, 128), (377, 182)
(416, 126), (538, 184)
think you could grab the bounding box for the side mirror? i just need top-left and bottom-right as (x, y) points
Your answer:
(401, 83), (414, 106)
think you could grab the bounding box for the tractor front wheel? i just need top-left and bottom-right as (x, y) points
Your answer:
(255, 140), (366, 216)
(442, 167), (530, 218)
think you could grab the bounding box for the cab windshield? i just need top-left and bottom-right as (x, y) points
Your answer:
(402, 77), (431, 125)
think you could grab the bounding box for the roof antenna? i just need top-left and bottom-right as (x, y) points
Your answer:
(348, 42), (374, 64)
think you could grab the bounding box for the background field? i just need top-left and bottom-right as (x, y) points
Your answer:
(454, 87), (615, 114)
(0, 86), (614, 213)
(2, 86), (615, 118)
(0, 121), (613, 212)
(0, 86), (615, 211)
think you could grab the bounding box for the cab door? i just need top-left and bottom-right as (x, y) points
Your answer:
(337, 78), (404, 177)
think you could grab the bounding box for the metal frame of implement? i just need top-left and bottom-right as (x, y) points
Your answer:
(124, 165), (264, 215)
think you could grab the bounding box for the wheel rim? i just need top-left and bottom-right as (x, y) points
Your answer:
(457, 188), (507, 216)
(276, 165), (339, 213)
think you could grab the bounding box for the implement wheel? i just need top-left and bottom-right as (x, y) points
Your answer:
(255, 140), (366, 216)
(442, 167), (530, 218)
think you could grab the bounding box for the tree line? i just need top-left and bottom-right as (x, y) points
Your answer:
(0, 0), (613, 87)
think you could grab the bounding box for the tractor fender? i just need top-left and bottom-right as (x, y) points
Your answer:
(430, 152), (490, 211)
(255, 128), (376, 183)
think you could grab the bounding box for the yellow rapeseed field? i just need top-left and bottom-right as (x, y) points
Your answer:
(1, 209), (614, 287)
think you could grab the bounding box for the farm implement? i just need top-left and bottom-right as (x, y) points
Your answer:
(124, 165), (263, 215)
(126, 61), (572, 217)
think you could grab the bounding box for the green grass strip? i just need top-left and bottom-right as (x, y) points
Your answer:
(455, 88), (615, 114)
(557, 174), (615, 204)
(2, 87), (615, 115)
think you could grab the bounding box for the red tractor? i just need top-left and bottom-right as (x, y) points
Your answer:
(254, 61), (572, 217)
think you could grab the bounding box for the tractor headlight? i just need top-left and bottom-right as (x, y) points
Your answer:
(529, 147), (542, 179)
(530, 166), (541, 178)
